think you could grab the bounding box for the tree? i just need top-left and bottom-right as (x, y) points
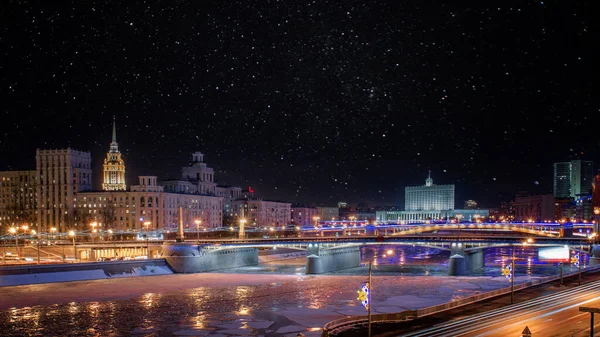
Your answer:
(62, 206), (86, 234)
(99, 202), (117, 230)
(75, 207), (92, 228)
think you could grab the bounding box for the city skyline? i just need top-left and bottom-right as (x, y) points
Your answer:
(1, 2), (596, 208)
(0, 3), (598, 337)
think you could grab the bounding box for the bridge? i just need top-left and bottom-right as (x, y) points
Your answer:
(189, 234), (595, 275)
(2, 229), (597, 276)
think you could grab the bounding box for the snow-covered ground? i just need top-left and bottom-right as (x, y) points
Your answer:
(0, 264), (174, 287)
(0, 268), (539, 337)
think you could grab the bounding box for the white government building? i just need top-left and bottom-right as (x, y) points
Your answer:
(376, 173), (488, 223)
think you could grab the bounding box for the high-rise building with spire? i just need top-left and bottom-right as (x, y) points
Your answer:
(102, 118), (126, 191)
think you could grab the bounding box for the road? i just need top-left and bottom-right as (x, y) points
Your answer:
(400, 279), (600, 337)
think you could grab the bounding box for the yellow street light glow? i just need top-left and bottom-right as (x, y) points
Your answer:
(68, 230), (75, 237)
(9, 227), (16, 234)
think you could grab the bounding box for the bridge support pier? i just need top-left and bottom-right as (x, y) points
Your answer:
(305, 245), (360, 274)
(162, 243), (258, 273)
(467, 249), (485, 272)
(448, 243), (484, 276)
(589, 245), (600, 266)
(449, 254), (466, 276)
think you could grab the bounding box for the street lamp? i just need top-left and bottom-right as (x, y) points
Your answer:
(194, 219), (201, 243)
(1, 232), (5, 264)
(32, 229), (40, 264)
(367, 257), (374, 337)
(50, 227), (57, 244)
(9, 227), (18, 260)
(510, 243), (515, 304)
(456, 214), (463, 241)
(505, 239), (535, 304)
(143, 221), (151, 258)
(68, 230), (77, 262)
(239, 218), (247, 240)
(578, 234), (596, 286)
(90, 222), (98, 243)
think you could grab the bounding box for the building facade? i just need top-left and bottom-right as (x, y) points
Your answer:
(216, 185), (242, 217)
(2, 144), (235, 232)
(0, 170), (37, 229)
(160, 152), (241, 217)
(231, 199), (291, 227)
(317, 207), (339, 221)
(514, 193), (555, 222)
(405, 174), (455, 211)
(291, 206), (318, 227)
(77, 176), (223, 231)
(376, 209), (487, 223)
(102, 120), (126, 191)
(36, 148), (92, 232)
(554, 160), (594, 198)
(593, 174), (600, 213)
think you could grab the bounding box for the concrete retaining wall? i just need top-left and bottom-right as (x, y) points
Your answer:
(306, 246), (361, 274)
(0, 259), (173, 287)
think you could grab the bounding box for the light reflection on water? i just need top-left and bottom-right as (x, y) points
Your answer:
(351, 245), (587, 277)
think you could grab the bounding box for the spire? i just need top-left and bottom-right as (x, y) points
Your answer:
(112, 116), (117, 143)
(425, 170), (433, 187)
(109, 117), (119, 153)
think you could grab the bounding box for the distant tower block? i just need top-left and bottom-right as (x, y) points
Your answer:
(102, 117), (126, 191)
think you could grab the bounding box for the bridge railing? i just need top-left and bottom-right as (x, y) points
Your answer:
(322, 310), (418, 337)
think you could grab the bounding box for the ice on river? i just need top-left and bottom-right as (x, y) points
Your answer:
(0, 271), (538, 336)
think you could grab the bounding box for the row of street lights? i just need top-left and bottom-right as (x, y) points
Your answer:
(4, 225), (77, 264)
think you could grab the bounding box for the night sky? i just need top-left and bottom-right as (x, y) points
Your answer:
(0, 1), (595, 208)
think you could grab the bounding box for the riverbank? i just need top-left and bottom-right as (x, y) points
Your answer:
(0, 259), (173, 287)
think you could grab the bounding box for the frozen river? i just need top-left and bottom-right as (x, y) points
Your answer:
(0, 245), (577, 336)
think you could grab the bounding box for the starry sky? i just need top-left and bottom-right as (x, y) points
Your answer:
(0, 1), (595, 208)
